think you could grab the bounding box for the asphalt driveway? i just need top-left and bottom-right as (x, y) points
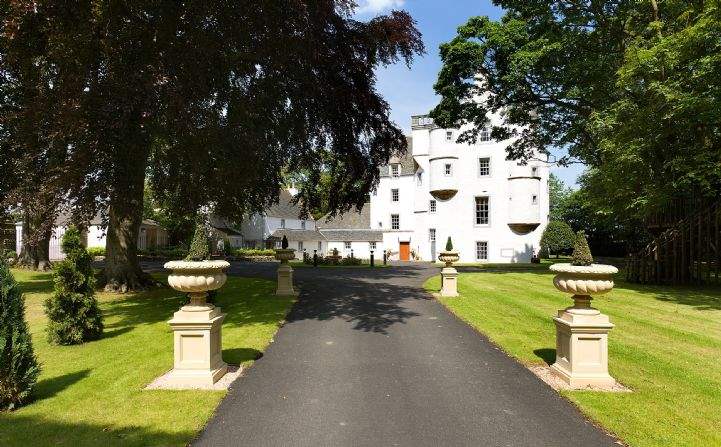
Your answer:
(188, 262), (617, 446)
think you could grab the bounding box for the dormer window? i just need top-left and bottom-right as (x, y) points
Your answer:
(391, 164), (400, 177)
(444, 163), (452, 176)
(446, 131), (453, 141)
(480, 127), (491, 142)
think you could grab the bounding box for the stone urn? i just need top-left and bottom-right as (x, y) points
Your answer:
(550, 263), (618, 314)
(438, 251), (460, 268)
(163, 259), (231, 387)
(549, 263), (619, 388)
(438, 251), (460, 297)
(274, 249), (298, 296)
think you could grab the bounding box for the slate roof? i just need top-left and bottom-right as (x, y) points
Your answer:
(209, 215), (243, 237)
(317, 203), (383, 242)
(317, 204), (372, 230)
(265, 189), (312, 220)
(270, 229), (326, 242)
(379, 137), (416, 177)
(320, 229), (383, 242)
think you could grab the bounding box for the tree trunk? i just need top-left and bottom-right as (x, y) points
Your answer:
(17, 207), (51, 271)
(102, 148), (154, 293)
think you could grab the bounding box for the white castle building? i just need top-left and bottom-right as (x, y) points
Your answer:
(358, 112), (549, 263)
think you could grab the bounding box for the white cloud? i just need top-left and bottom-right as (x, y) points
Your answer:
(356, 0), (406, 15)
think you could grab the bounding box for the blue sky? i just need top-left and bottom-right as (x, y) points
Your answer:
(355, 0), (585, 188)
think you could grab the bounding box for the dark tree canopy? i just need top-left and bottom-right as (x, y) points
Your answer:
(430, 0), (721, 220)
(1, 1), (423, 290)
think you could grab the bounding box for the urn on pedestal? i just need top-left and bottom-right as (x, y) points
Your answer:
(549, 232), (619, 388)
(275, 236), (298, 296)
(438, 237), (460, 297)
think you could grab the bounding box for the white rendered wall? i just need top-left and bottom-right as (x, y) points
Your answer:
(326, 240), (382, 260)
(370, 116), (549, 264)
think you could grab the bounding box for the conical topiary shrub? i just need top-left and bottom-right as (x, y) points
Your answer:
(0, 259), (40, 410)
(445, 236), (453, 252)
(571, 231), (594, 266)
(185, 219), (210, 261)
(281, 235), (289, 249)
(44, 226), (104, 345)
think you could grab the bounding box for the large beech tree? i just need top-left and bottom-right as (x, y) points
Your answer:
(430, 0), (721, 221)
(1, 1), (423, 291)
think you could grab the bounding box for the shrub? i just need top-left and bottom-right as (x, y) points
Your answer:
(445, 236), (453, 251)
(44, 226), (104, 345)
(571, 231), (594, 266)
(86, 247), (105, 257)
(0, 259), (41, 410)
(234, 248), (275, 257)
(185, 221), (210, 261)
(340, 256), (363, 266)
(540, 221), (576, 257)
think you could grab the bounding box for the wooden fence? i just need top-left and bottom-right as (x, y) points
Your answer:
(627, 202), (721, 285)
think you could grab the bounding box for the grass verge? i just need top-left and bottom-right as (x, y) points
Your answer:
(0, 269), (294, 447)
(425, 267), (721, 447)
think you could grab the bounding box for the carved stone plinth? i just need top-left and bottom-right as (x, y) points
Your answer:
(551, 303), (615, 387)
(276, 263), (298, 296)
(165, 295), (228, 387)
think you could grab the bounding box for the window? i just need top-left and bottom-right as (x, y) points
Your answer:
(478, 157), (490, 176)
(391, 188), (399, 202)
(281, 219), (286, 229)
(275, 240), (282, 248)
(429, 199), (437, 213)
(417, 172), (423, 185)
(476, 241), (488, 261)
(429, 228), (436, 242)
(318, 241), (322, 251)
(446, 131), (453, 141)
(378, 221), (383, 228)
(480, 127), (491, 142)
(344, 241), (352, 250)
(531, 166), (538, 177)
(369, 241), (376, 251)
(301, 221), (306, 230)
(298, 241), (304, 251)
(391, 214), (400, 230)
(444, 163), (452, 176)
(372, 188), (377, 196)
(532, 195), (538, 205)
(475, 196), (489, 225)
(391, 164), (400, 177)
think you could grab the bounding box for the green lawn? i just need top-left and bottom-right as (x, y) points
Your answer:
(425, 265), (721, 447)
(0, 269), (294, 447)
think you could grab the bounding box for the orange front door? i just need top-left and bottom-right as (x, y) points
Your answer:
(399, 242), (410, 261)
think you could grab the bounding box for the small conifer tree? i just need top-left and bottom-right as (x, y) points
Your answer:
(44, 226), (104, 345)
(281, 235), (289, 249)
(445, 236), (453, 251)
(0, 259), (41, 410)
(571, 231), (594, 266)
(185, 220), (210, 261)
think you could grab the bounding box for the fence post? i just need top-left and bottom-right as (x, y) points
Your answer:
(370, 250), (374, 267)
(313, 249), (318, 267)
(383, 251), (387, 265)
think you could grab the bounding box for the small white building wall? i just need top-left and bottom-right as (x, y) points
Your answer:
(263, 216), (316, 239)
(326, 240), (383, 260)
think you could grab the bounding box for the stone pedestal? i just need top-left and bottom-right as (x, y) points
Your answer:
(276, 263), (298, 296)
(440, 267), (459, 297)
(551, 295), (615, 388)
(165, 293), (227, 387)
